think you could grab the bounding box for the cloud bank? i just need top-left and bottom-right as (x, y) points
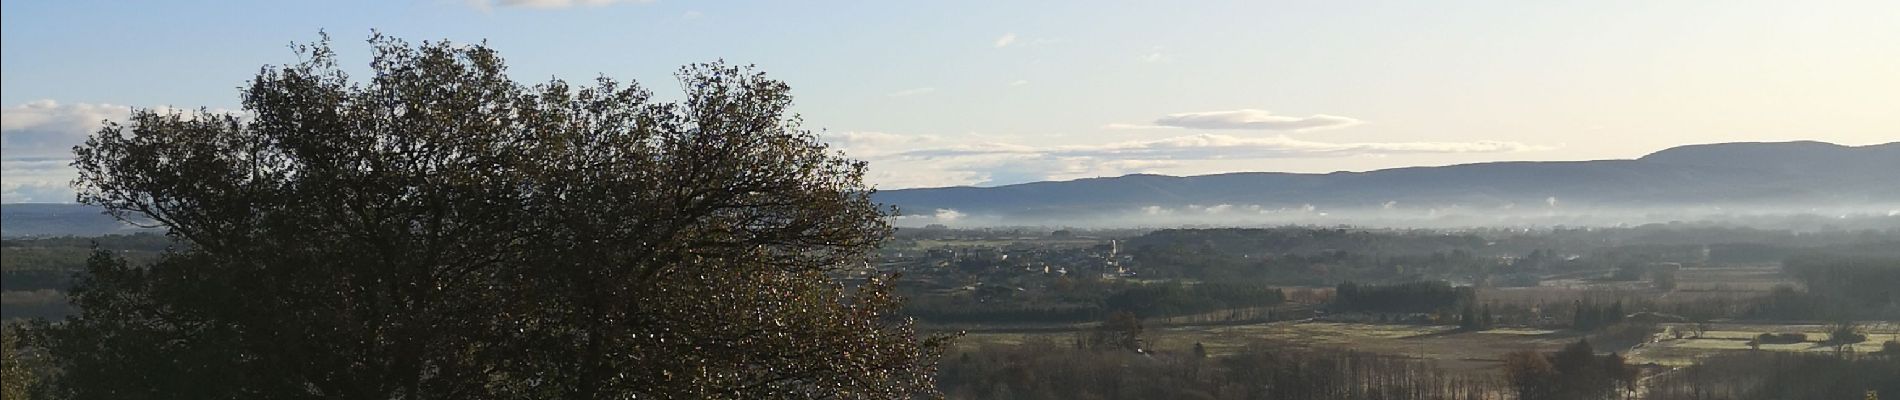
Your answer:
(2, 100), (240, 202)
(1141, 109), (1363, 131)
(827, 130), (1548, 189)
(902, 134), (1543, 160)
(2, 100), (134, 202)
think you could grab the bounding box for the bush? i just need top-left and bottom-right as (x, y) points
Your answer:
(1755, 332), (1807, 344)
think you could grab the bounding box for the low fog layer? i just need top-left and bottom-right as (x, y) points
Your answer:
(888, 203), (1900, 231)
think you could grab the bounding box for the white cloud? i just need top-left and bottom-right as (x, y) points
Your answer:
(1, 159), (80, 203)
(3, 100), (243, 203)
(886, 87), (936, 97)
(3, 100), (129, 160)
(824, 131), (942, 158)
(993, 33), (1017, 48)
(901, 134), (1544, 160)
(681, 10), (702, 19)
(994, 33), (1064, 49)
(1145, 109), (1363, 131)
(834, 128), (1548, 189)
(1140, 46), (1173, 63)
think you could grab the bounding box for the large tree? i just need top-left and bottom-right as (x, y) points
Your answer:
(36, 33), (946, 399)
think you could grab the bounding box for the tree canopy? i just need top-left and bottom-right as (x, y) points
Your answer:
(35, 33), (945, 399)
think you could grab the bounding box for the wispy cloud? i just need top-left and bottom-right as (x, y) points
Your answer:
(1114, 109), (1364, 131)
(1140, 46), (1173, 63)
(886, 87), (937, 97)
(993, 33), (1017, 48)
(825, 131), (943, 158)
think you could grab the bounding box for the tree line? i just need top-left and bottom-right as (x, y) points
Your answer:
(1332, 281), (1475, 314)
(904, 280), (1287, 324)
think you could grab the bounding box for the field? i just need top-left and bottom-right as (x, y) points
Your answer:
(950, 321), (1584, 374)
(899, 238), (1103, 249)
(948, 317), (1900, 376)
(1670, 265), (1796, 292)
(1628, 321), (1900, 366)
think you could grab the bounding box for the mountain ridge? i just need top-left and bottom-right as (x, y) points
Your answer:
(6, 141), (1897, 235)
(870, 141), (1900, 221)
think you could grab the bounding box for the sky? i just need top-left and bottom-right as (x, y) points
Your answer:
(4, 0), (1897, 202)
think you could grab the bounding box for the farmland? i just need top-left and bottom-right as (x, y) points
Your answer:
(953, 321), (1583, 374)
(1630, 322), (1900, 366)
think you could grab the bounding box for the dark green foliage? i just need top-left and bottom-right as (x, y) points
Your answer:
(1651, 267), (1678, 291)
(1104, 282), (1285, 317)
(1, 234), (171, 287)
(1780, 254), (1900, 316)
(903, 302), (1106, 324)
(1084, 312), (1144, 352)
(904, 280), (1286, 324)
(34, 33), (943, 399)
(2, 324), (34, 400)
(1333, 281), (1474, 314)
(1754, 332), (1808, 344)
(1570, 300), (1627, 331)
(1127, 228), (1496, 284)
(2, 234), (174, 319)
(1129, 228), (1488, 256)
(1747, 254), (1900, 320)
(1749, 284), (1828, 320)
(1459, 302), (1485, 330)
(1823, 320), (1866, 349)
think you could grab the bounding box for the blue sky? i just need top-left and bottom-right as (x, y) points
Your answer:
(5, 0), (1898, 202)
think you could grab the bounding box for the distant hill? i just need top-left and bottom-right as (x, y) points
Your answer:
(871, 141), (1900, 223)
(8, 141), (1897, 234)
(1, 203), (155, 237)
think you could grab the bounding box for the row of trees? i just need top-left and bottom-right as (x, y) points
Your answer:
(1333, 281), (1474, 314)
(1570, 300), (1627, 331)
(1646, 352), (1900, 400)
(1774, 254), (1900, 319)
(904, 280), (1287, 324)
(1502, 340), (1638, 400)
